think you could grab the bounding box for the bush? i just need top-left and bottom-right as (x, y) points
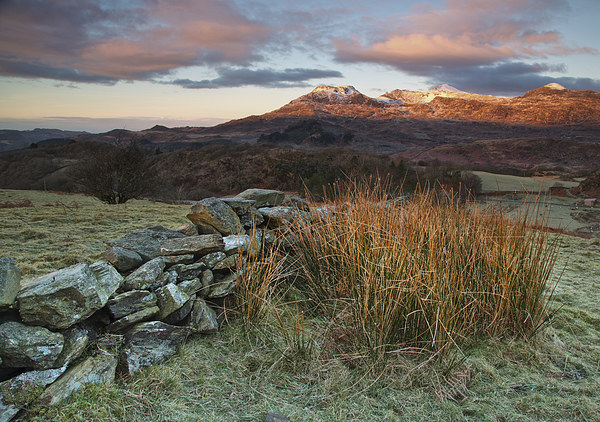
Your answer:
(74, 139), (154, 204)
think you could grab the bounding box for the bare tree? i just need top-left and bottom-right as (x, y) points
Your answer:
(75, 137), (154, 204)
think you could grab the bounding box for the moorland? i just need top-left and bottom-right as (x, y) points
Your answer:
(0, 83), (599, 421)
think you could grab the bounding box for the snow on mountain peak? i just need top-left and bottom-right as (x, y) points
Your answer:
(543, 82), (567, 90)
(428, 84), (467, 94)
(312, 85), (360, 95)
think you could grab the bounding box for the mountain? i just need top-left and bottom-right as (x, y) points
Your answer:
(259, 83), (600, 125)
(0, 128), (87, 153)
(29, 82), (599, 177)
(429, 84), (469, 93)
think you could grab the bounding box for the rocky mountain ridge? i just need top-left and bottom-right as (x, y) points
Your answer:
(262, 83), (600, 125)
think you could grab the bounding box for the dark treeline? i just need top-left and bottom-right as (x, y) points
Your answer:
(0, 140), (482, 204)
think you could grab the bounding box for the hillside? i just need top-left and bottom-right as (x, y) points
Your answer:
(0, 128), (87, 153)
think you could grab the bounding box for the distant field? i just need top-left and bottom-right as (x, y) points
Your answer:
(473, 171), (580, 193)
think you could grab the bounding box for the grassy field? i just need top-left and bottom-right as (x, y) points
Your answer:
(1, 189), (599, 421)
(0, 189), (190, 279)
(472, 171), (580, 194)
(480, 193), (600, 236)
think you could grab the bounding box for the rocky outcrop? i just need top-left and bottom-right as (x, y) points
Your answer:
(0, 188), (302, 420)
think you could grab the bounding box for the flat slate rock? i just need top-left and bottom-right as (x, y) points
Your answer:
(160, 234), (224, 256)
(220, 197), (255, 213)
(0, 322), (64, 370)
(258, 206), (300, 228)
(17, 262), (120, 330)
(122, 257), (165, 291)
(54, 326), (90, 368)
(120, 321), (190, 375)
(155, 283), (190, 320)
(108, 290), (157, 319)
(107, 226), (186, 261)
(0, 258), (20, 309)
(36, 355), (117, 407)
(189, 299), (218, 334)
(162, 298), (193, 324)
(102, 246), (143, 272)
(208, 273), (236, 298)
(198, 252), (227, 269)
(177, 277), (203, 297)
(89, 261), (124, 295)
(0, 366), (66, 421)
(223, 235), (250, 256)
(170, 262), (206, 280)
(161, 254), (195, 267)
(236, 189), (285, 207)
(107, 306), (159, 333)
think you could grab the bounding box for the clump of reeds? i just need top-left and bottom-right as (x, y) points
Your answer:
(233, 225), (287, 326)
(289, 179), (558, 359)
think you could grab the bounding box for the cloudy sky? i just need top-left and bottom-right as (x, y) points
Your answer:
(1, 0), (598, 132)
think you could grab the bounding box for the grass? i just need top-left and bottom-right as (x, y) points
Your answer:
(2, 188), (598, 421)
(472, 171), (580, 194)
(0, 189), (190, 279)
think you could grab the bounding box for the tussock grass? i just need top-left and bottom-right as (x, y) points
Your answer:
(289, 179), (558, 359)
(233, 226), (287, 326)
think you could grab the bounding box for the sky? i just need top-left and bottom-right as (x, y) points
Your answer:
(0, 0), (599, 132)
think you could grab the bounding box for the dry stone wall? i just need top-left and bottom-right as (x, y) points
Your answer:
(0, 188), (307, 421)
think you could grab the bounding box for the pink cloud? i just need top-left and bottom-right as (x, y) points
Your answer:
(334, 0), (595, 70)
(0, 0), (271, 81)
(335, 33), (515, 68)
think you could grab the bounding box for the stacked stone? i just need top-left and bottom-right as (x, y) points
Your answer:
(0, 188), (308, 420)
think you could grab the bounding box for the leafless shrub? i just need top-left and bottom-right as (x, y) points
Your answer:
(73, 138), (154, 204)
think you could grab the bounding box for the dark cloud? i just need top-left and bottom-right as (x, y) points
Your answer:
(170, 68), (343, 89)
(0, 0), (597, 95)
(0, 0), (271, 82)
(425, 62), (600, 95)
(0, 60), (118, 84)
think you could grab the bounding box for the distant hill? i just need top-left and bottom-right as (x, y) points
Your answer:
(0, 128), (87, 153)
